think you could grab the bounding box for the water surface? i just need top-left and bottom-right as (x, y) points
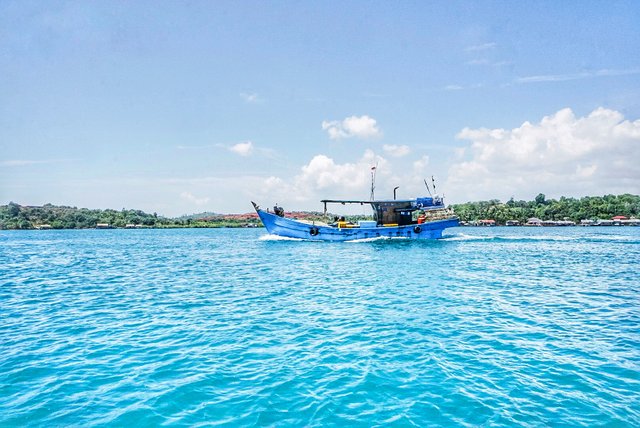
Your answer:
(1, 227), (639, 426)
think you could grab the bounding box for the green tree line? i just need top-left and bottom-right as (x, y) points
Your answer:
(451, 194), (640, 225)
(3, 194), (639, 229)
(0, 203), (262, 230)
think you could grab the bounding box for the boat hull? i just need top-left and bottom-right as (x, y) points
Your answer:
(254, 207), (458, 241)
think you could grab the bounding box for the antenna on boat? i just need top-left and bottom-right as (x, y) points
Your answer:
(423, 179), (433, 197)
(370, 163), (378, 201)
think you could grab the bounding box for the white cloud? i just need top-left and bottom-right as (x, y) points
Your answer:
(465, 42), (496, 52)
(516, 68), (640, 84)
(296, 151), (381, 191)
(240, 92), (261, 103)
(467, 59), (510, 67)
(467, 59), (490, 66)
(322, 115), (382, 140)
(216, 151), (388, 211)
(0, 159), (74, 167)
(246, 150), (438, 210)
(443, 83), (485, 91)
(180, 192), (210, 206)
(57, 152), (432, 216)
(1, 159), (49, 167)
(446, 107), (640, 203)
(212, 141), (276, 158)
(463, 41), (508, 72)
(383, 144), (411, 157)
(229, 141), (254, 156)
(412, 155), (429, 173)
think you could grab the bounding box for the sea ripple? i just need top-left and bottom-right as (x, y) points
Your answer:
(1, 227), (639, 426)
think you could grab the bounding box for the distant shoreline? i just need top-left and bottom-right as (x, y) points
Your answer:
(2, 193), (639, 230)
(4, 223), (640, 232)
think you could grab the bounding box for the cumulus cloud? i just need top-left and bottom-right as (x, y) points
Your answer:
(322, 115), (382, 140)
(383, 144), (410, 157)
(229, 141), (254, 156)
(243, 150), (441, 210)
(180, 191), (210, 206)
(235, 152), (385, 210)
(446, 107), (640, 203)
(288, 150), (389, 201)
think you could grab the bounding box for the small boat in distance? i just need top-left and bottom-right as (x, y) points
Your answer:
(251, 193), (459, 242)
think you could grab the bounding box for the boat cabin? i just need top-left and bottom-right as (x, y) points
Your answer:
(321, 196), (445, 227)
(371, 201), (414, 225)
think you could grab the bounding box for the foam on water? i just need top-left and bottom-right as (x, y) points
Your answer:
(443, 232), (493, 241)
(445, 231), (640, 244)
(259, 233), (411, 243)
(1, 227), (639, 426)
(347, 236), (410, 243)
(259, 234), (305, 241)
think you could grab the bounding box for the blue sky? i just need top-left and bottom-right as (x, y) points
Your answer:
(2, 1), (639, 216)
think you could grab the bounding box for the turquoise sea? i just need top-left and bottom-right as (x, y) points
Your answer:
(1, 227), (639, 426)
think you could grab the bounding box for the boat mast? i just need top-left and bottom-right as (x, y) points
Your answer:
(370, 164), (377, 201)
(423, 179), (433, 197)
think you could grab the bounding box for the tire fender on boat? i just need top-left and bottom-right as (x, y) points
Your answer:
(309, 227), (319, 236)
(413, 226), (422, 234)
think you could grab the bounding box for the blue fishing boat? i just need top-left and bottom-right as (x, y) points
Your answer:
(251, 195), (458, 241)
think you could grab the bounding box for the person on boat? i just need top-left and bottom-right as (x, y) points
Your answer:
(417, 211), (426, 224)
(273, 204), (285, 217)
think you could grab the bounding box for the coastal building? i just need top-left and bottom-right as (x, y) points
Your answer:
(526, 218), (543, 226)
(612, 215), (627, 226)
(96, 223), (111, 229)
(505, 220), (520, 226)
(542, 220), (575, 226)
(477, 219), (496, 226)
(580, 218), (639, 226)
